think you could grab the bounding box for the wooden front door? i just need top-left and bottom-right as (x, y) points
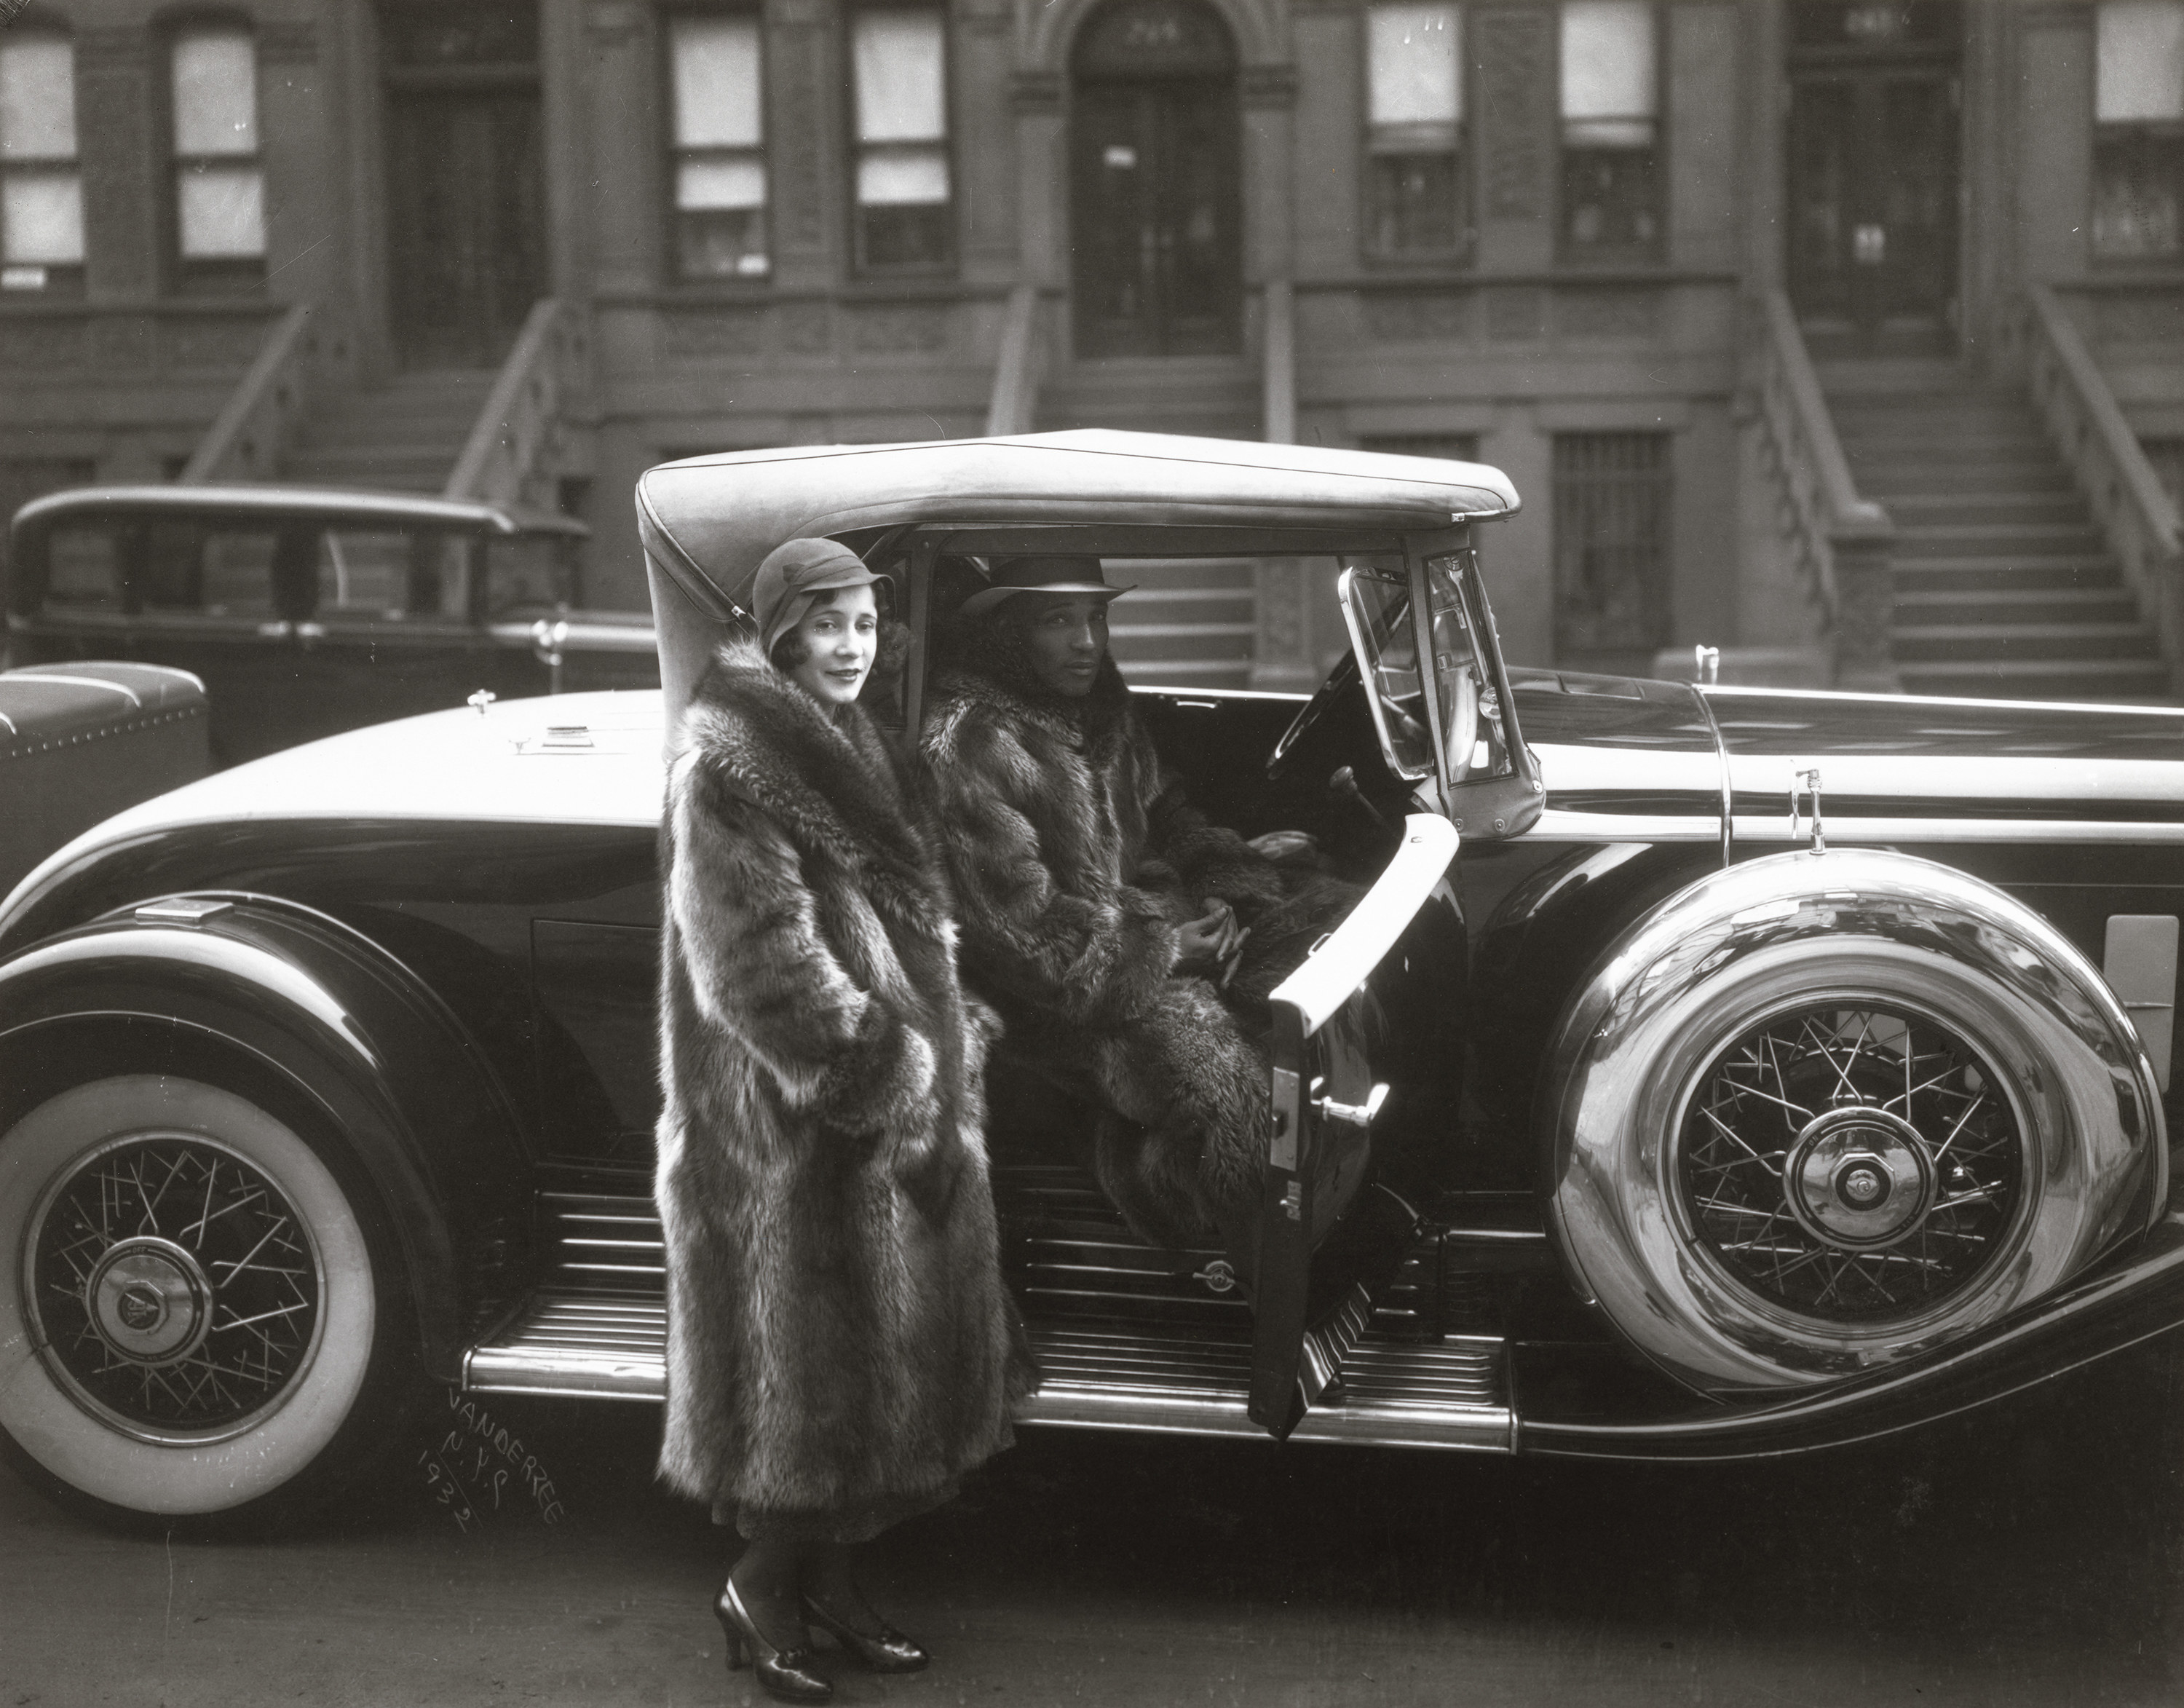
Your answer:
(381, 4), (547, 368)
(1785, 3), (1962, 357)
(1070, 0), (1241, 358)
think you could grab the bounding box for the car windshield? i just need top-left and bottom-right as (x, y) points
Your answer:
(1339, 550), (1511, 786)
(485, 533), (579, 616)
(316, 529), (472, 622)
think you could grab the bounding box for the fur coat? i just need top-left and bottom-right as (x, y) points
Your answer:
(655, 634), (1031, 1535)
(917, 616), (1296, 1251)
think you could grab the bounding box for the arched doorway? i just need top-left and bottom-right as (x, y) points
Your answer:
(1069, 0), (1241, 358)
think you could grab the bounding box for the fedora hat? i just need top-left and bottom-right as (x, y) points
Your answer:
(957, 554), (1135, 618)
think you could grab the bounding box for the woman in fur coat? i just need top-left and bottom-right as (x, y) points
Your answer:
(657, 537), (1032, 1705)
(917, 556), (1353, 1259)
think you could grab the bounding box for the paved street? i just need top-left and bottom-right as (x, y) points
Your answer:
(4, 1343), (2182, 1708)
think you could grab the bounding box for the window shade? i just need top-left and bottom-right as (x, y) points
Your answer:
(1368, 4), (1461, 130)
(853, 13), (946, 143)
(1561, 0), (1655, 144)
(173, 30), (258, 157)
(0, 38), (76, 159)
(671, 15), (762, 149)
(2099, 0), (2184, 122)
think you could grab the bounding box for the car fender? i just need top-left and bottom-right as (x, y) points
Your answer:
(0, 895), (533, 1382)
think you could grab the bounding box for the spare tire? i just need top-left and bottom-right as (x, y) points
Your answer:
(1540, 848), (2167, 1395)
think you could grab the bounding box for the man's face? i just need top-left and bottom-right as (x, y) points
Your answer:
(1008, 593), (1110, 697)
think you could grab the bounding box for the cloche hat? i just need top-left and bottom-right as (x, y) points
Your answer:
(751, 537), (885, 654)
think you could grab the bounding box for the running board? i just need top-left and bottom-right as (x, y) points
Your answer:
(464, 1292), (1514, 1450)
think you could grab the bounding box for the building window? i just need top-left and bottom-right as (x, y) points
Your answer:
(1552, 432), (1670, 663)
(1364, 4), (1465, 260)
(0, 31), (84, 295)
(850, 9), (951, 271)
(668, 11), (769, 280)
(1559, 0), (1661, 261)
(2096, 1), (2184, 261)
(170, 24), (266, 290)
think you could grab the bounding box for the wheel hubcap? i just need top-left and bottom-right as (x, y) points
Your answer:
(1677, 1004), (2025, 1324)
(87, 1237), (213, 1363)
(27, 1134), (323, 1438)
(1784, 1108), (1936, 1249)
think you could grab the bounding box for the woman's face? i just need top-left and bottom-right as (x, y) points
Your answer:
(786, 584), (879, 705)
(1010, 594), (1109, 697)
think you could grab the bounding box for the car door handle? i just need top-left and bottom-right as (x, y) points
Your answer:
(1315, 1083), (1389, 1133)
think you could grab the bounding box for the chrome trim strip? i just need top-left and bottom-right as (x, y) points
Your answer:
(1531, 811), (2184, 846)
(1703, 684), (2184, 719)
(1685, 681), (1735, 868)
(1732, 816), (2184, 845)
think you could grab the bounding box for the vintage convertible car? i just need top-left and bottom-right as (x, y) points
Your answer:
(5, 484), (657, 765)
(2, 431), (2182, 1530)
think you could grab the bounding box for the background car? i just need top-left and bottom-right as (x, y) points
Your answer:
(1, 431), (2180, 1534)
(5, 485), (657, 766)
(0, 661), (208, 898)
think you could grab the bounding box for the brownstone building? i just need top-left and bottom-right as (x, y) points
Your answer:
(5, 0), (2184, 696)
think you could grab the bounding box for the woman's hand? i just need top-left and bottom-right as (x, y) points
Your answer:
(1175, 899), (1244, 976)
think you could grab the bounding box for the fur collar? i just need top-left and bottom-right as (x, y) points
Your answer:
(683, 634), (935, 901)
(930, 610), (1133, 746)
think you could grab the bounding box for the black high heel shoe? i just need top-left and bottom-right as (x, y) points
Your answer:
(802, 1594), (930, 1674)
(714, 1576), (832, 1704)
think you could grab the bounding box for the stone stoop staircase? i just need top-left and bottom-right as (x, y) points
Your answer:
(284, 368), (497, 494)
(1039, 356), (1262, 688)
(1828, 371), (2173, 703)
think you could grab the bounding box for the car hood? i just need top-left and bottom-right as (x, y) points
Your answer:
(0, 690), (667, 930)
(1519, 673), (2184, 846)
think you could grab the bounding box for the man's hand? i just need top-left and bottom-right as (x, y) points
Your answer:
(1175, 899), (1244, 976)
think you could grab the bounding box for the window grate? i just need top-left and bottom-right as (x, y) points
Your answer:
(1552, 431), (1671, 660)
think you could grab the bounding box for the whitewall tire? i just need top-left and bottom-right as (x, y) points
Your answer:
(0, 1075), (389, 1521)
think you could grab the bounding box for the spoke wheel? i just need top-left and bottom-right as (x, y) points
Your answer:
(1677, 1003), (2025, 1325)
(28, 1136), (325, 1441)
(0, 1074), (405, 1526)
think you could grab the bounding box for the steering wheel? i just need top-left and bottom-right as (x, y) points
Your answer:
(1266, 650), (1361, 780)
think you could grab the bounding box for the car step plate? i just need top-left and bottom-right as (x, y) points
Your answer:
(465, 1292), (1514, 1450)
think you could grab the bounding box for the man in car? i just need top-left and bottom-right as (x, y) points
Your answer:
(918, 556), (1347, 1259)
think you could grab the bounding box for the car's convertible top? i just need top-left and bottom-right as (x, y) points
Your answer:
(636, 430), (1521, 719)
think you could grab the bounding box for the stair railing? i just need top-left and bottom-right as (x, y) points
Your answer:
(2016, 282), (2184, 696)
(1261, 279), (1296, 446)
(446, 298), (588, 505)
(984, 284), (1044, 438)
(178, 302), (323, 485)
(1746, 290), (1898, 691)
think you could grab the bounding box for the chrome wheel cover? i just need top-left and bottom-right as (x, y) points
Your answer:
(1543, 850), (2166, 1394)
(27, 1134), (325, 1442)
(1676, 1003), (2024, 1324)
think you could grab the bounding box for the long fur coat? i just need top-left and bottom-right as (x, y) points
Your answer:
(917, 616), (1299, 1251)
(655, 634), (1031, 1535)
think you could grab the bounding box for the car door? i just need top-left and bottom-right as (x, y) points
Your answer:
(1247, 810), (1460, 1435)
